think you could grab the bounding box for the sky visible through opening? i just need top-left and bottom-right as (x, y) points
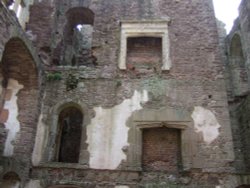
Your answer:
(213, 0), (242, 33)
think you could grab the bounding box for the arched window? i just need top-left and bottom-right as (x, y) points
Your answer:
(65, 7), (94, 45)
(1, 172), (21, 188)
(56, 107), (83, 163)
(63, 7), (95, 66)
(230, 34), (245, 66)
(228, 34), (248, 97)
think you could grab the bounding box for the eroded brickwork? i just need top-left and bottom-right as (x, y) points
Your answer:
(224, 0), (250, 174)
(142, 128), (181, 173)
(0, 0), (250, 187)
(127, 37), (162, 71)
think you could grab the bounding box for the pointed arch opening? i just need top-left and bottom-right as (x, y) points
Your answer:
(0, 37), (39, 157)
(228, 34), (248, 96)
(230, 34), (245, 66)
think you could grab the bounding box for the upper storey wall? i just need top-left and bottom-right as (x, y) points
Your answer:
(27, 0), (224, 80)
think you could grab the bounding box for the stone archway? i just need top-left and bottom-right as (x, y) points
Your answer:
(0, 37), (39, 159)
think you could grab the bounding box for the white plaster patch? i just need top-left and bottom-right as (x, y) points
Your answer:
(87, 90), (148, 169)
(3, 79), (24, 156)
(115, 186), (129, 188)
(32, 114), (46, 166)
(24, 180), (42, 188)
(191, 106), (221, 145)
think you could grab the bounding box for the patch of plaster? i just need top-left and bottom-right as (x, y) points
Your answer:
(24, 180), (42, 188)
(87, 90), (148, 169)
(3, 79), (23, 156)
(32, 91), (47, 166)
(115, 186), (129, 188)
(191, 106), (221, 145)
(32, 114), (46, 166)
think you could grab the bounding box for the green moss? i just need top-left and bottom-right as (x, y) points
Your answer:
(46, 72), (62, 81)
(141, 76), (166, 98)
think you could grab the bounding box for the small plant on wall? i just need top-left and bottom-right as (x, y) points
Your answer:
(66, 74), (78, 91)
(46, 72), (62, 81)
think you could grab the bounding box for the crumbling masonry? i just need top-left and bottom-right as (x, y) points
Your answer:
(0, 0), (250, 187)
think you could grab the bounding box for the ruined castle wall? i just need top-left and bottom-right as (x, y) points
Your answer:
(0, 1), (42, 184)
(1, 0), (250, 187)
(225, 0), (250, 173)
(28, 0), (240, 187)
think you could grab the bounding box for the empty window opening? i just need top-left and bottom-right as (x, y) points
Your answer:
(63, 7), (95, 66)
(73, 24), (93, 50)
(8, 0), (23, 15)
(1, 172), (21, 188)
(8, 0), (15, 9)
(57, 107), (83, 163)
(126, 37), (162, 71)
(64, 7), (94, 45)
(236, 185), (250, 188)
(142, 127), (182, 173)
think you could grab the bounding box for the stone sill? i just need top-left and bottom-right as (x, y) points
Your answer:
(35, 162), (142, 172)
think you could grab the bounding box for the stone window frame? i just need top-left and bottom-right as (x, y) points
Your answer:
(44, 101), (90, 165)
(119, 19), (171, 70)
(136, 122), (187, 170)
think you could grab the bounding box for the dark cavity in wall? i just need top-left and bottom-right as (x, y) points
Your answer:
(57, 107), (83, 163)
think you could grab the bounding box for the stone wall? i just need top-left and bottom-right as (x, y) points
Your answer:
(142, 127), (181, 172)
(0, 1), (42, 185)
(225, 0), (250, 173)
(1, 0), (250, 187)
(26, 0), (237, 187)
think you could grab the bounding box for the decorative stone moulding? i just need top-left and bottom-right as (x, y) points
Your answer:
(119, 19), (171, 70)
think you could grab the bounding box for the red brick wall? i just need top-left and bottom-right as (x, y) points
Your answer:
(0, 38), (39, 178)
(26, 1), (54, 50)
(127, 37), (162, 71)
(142, 127), (181, 173)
